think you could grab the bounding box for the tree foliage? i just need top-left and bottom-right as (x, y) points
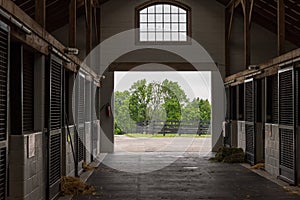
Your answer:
(114, 79), (211, 134)
(114, 90), (133, 134)
(128, 79), (153, 124)
(181, 98), (211, 122)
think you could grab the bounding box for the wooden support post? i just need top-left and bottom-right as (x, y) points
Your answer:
(227, 0), (242, 8)
(249, 0), (255, 26)
(69, 0), (77, 48)
(278, 0), (285, 55)
(242, 0), (251, 68)
(35, 0), (46, 27)
(86, 0), (92, 55)
(225, 7), (231, 76)
(96, 8), (101, 44)
(93, 8), (98, 43)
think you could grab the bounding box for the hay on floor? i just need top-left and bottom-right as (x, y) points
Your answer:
(61, 176), (95, 195)
(250, 163), (265, 170)
(83, 162), (99, 171)
(209, 147), (245, 163)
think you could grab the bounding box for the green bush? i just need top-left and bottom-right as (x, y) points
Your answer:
(114, 122), (125, 135)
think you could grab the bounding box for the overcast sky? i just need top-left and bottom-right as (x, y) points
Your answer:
(114, 71), (211, 102)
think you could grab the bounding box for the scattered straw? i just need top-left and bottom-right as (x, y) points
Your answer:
(83, 162), (99, 171)
(250, 163), (265, 170)
(283, 186), (300, 195)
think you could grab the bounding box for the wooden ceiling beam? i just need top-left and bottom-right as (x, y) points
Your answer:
(257, 0), (300, 28)
(278, 0), (285, 55)
(227, 4), (235, 40)
(243, 0), (251, 68)
(15, 0), (32, 7)
(249, 0), (255, 25)
(18, 1), (34, 16)
(46, 0), (60, 8)
(69, 0), (77, 48)
(225, 6), (232, 76)
(284, 0), (300, 13)
(35, 0), (46, 27)
(226, 0), (242, 8)
(1, 0), (98, 77)
(86, 0), (92, 55)
(224, 48), (300, 85)
(95, 7), (101, 44)
(252, 8), (300, 46)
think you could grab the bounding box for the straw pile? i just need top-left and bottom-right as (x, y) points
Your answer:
(61, 176), (95, 195)
(210, 147), (245, 163)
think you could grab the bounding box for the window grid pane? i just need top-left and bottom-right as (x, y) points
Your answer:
(139, 3), (188, 42)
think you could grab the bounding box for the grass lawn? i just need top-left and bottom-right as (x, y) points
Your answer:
(122, 133), (212, 138)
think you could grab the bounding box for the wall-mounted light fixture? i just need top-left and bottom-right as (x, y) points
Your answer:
(248, 65), (260, 70)
(0, 8), (31, 34)
(64, 47), (79, 55)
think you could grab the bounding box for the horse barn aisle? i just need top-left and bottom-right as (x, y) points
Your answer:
(73, 152), (299, 200)
(2, 0), (300, 199)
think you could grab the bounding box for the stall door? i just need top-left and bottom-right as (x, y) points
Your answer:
(224, 87), (231, 146)
(0, 21), (9, 200)
(46, 55), (63, 200)
(245, 79), (256, 165)
(91, 81), (98, 161)
(76, 73), (85, 166)
(278, 67), (296, 184)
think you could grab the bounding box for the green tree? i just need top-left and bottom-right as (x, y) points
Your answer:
(114, 90), (132, 133)
(182, 98), (211, 122)
(128, 79), (153, 124)
(128, 79), (188, 124)
(115, 79), (209, 135)
(182, 98), (201, 121)
(199, 99), (211, 121)
(161, 79), (188, 121)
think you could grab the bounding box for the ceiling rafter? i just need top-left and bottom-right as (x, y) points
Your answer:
(218, 0), (300, 47)
(10, 0), (300, 44)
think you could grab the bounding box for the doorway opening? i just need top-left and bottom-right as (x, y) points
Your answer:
(113, 71), (212, 154)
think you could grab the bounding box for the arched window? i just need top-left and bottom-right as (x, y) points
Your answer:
(137, 2), (190, 42)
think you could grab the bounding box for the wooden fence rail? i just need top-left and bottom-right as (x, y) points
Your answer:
(128, 120), (210, 136)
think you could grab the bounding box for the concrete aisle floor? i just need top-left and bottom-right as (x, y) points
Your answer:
(73, 152), (299, 200)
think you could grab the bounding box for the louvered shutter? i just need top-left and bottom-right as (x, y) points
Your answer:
(47, 55), (63, 200)
(244, 79), (255, 165)
(0, 21), (9, 200)
(278, 67), (296, 184)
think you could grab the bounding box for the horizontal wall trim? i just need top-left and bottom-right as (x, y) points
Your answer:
(225, 47), (300, 86)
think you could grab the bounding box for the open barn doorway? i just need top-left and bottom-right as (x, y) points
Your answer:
(113, 70), (212, 154)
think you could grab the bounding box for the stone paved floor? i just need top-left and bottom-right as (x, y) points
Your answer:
(72, 136), (299, 200)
